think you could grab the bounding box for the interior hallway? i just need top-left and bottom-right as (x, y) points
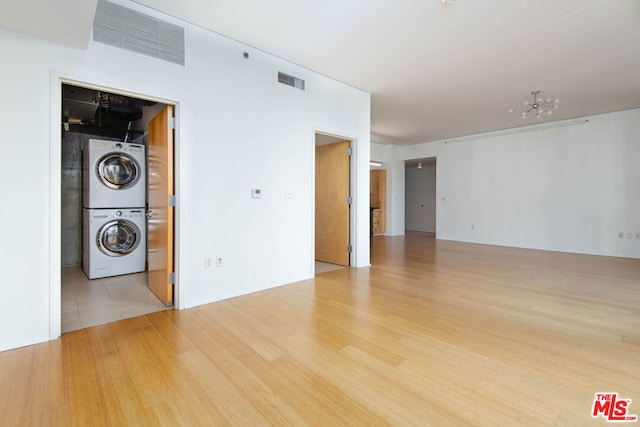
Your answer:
(2, 232), (639, 425)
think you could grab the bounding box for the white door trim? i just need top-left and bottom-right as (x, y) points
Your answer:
(49, 70), (181, 339)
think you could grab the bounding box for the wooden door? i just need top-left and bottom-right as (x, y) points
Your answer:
(315, 140), (350, 266)
(147, 105), (174, 306)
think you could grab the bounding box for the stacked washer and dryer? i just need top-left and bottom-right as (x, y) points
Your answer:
(83, 139), (147, 279)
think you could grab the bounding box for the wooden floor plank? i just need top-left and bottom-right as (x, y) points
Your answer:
(61, 330), (109, 427)
(1, 232), (639, 425)
(29, 341), (67, 420)
(0, 346), (37, 426)
(94, 353), (156, 426)
(176, 309), (311, 425)
(135, 311), (234, 426)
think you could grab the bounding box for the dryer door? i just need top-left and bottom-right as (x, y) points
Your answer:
(97, 219), (141, 256)
(96, 153), (141, 190)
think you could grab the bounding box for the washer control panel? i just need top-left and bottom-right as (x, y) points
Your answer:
(124, 209), (146, 218)
(112, 142), (144, 154)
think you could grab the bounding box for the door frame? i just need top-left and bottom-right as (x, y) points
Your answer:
(404, 156), (437, 234)
(313, 130), (357, 270)
(48, 71), (180, 339)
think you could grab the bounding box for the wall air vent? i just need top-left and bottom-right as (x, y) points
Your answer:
(278, 72), (305, 90)
(93, 0), (185, 66)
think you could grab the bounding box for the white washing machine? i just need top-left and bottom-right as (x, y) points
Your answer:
(83, 139), (146, 208)
(83, 208), (146, 279)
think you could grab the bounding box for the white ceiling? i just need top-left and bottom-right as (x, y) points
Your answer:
(2, 0), (640, 145)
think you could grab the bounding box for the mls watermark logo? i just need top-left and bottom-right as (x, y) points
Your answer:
(592, 393), (638, 422)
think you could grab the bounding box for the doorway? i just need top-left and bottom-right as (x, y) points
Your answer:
(314, 133), (352, 274)
(405, 157), (437, 234)
(59, 82), (176, 332)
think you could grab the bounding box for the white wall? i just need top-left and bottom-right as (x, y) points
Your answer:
(0, 0), (370, 352)
(381, 109), (640, 259)
(405, 161), (436, 232)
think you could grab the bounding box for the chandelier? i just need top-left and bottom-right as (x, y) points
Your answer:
(509, 90), (559, 119)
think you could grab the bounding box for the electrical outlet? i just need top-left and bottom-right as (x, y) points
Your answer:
(216, 256), (223, 267)
(626, 232), (633, 239)
(204, 257), (213, 269)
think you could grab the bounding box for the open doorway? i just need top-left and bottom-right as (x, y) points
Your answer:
(405, 157), (437, 235)
(369, 160), (387, 264)
(60, 83), (176, 332)
(370, 165), (386, 236)
(314, 132), (352, 275)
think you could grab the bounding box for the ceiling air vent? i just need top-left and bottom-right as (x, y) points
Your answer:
(278, 72), (305, 90)
(93, 0), (185, 66)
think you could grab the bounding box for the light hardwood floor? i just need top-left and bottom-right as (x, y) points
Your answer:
(1, 232), (639, 426)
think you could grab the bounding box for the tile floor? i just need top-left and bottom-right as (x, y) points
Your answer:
(61, 266), (169, 333)
(314, 261), (346, 275)
(61, 262), (343, 332)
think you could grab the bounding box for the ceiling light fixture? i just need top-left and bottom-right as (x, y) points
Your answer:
(509, 90), (559, 119)
(441, 0), (454, 7)
(417, 162), (423, 170)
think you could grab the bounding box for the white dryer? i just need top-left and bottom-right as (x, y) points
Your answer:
(83, 139), (146, 208)
(83, 208), (146, 279)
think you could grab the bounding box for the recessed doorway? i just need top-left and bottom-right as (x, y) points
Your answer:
(59, 82), (176, 332)
(314, 132), (352, 275)
(405, 157), (437, 234)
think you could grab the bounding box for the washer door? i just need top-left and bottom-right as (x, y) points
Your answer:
(96, 153), (141, 190)
(97, 219), (141, 256)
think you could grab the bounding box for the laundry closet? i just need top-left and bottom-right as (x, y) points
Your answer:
(60, 83), (171, 332)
